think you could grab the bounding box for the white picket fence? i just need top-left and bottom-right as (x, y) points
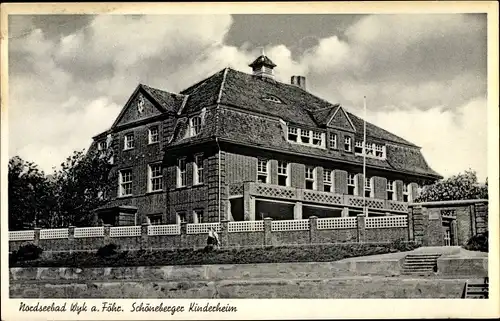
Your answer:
(109, 226), (141, 238)
(9, 230), (35, 241)
(148, 224), (180, 236)
(272, 219), (310, 232)
(228, 221), (264, 233)
(9, 216), (409, 241)
(74, 227), (105, 238)
(317, 217), (357, 230)
(187, 223), (221, 234)
(366, 215), (408, 229)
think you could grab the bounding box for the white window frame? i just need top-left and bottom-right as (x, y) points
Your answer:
(119, 169), (133, 197)
(329, 133), (337, 149)
(365, 143), (374, 156)
(347, 173), (355, 187)
(312, 131), (322, 146)
(305, 166), (316, 190)
(355, 140), (364, 154)
(148, 214), (162, 225)
(277, 161), (290, 187)
(124, 133), (134, 150)
(190, 116), (202, 136)
(193, 154), (204, 185)
(300, 129), (311, 144)
(365, 177), (372, 190)
(344, 136), (352, 152)
(177, 158), (187, 188)
(403, 183), (409, 202)
(257, 159), (269, 183)
(148, 126), (159, 144)
(97, 141), (106, 152)
(177, 211), (187, 224)
(323, 169), (333, 192)
(193, 209), (204, 224)
(387, 180), (395, 200)
(287, 126), (299, 142)
(374, 143), (384, 158)
(148, 163), (163, 192)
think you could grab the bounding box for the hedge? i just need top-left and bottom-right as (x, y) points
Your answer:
(10, 241), (420, 268)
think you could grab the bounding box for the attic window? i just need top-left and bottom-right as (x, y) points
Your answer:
(288, 127), (298, 142)
(262, 95), (282, 104)
(189, 116), (202, 136)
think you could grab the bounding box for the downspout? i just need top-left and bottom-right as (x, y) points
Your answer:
(216, 137), (221, 223)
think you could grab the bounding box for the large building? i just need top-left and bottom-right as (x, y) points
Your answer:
(91, 54), (442, 226)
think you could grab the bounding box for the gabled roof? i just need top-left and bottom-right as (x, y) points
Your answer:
(110, 84), (185, 129)
(326, 105), (356, 132)
(177, 67), (418, 146)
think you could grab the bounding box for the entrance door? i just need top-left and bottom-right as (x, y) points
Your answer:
(442, 220), (453, 246)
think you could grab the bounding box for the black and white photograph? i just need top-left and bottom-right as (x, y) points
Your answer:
(1, 2), (499, 320)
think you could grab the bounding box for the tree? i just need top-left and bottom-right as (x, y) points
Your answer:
(51, 149), (114, 227)
(8, 157), (53, 230)
(415, 169), (488, 202)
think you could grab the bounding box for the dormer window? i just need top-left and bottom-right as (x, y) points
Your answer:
(288, 127), (298, 142)
(312, 131), (323, 146)
(190, 116), (202, 136)
(344, 136), (352, 152)
(262, 95), (282, 103)
(375, 144), (384, 158)
(355, 140), (363, 154)
(300, 129), (310, 144)
(365, 143), (374, 156)
(329, 133), (337, 149)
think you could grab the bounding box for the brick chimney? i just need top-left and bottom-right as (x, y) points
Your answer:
(291, 76), (306, 90)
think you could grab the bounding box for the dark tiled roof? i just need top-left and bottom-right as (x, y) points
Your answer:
(177, 68), (418, 146)
(140, 84), (186, 114)
(216, 108), (440, 178)
(249, 55), (277, 68)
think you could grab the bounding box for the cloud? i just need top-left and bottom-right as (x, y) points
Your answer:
(358, 97), (488, 182)
(8, 14), (487, 182)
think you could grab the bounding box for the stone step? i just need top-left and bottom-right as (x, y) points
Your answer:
(403, 261), (437, 265)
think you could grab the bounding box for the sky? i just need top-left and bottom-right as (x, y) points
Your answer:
(7, 13), (488, 182)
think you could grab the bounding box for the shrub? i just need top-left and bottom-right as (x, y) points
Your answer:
(96, 243), (118, 257)
(390, 239), (420, 252)
(15, 243), (43, 261)
(464, 233), (488, 252)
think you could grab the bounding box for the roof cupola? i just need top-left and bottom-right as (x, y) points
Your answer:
(248, 49), (276, 80)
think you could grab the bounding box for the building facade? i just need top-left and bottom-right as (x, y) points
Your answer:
(91, 54), (442, 226)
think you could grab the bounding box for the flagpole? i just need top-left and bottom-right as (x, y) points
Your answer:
(363, 96), (367, 217)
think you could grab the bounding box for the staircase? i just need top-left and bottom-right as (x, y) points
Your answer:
(463, 278), (489, 299)
(401, 254), (441, 275)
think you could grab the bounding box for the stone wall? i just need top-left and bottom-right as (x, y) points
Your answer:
(9, 215), (410, 253)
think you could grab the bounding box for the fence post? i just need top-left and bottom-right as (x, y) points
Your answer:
(220, 220), (229, 248)
(68, 226), (75, 254)
(407, 208), (414, 242)
(33, 228), (41, 246)
(264, 217), (273, 247)
(180, 222), (188, 249)
(103, 224), (111, 244)
(141, 223), (149, 250)
(309, 216), (318, 244)
(357, 214), (366, 243)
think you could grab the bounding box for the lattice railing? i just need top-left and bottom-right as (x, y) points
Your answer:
(366, 215), (408, 229)
(388, 200), (408, 212)
(228, 221), (264, 233)
(271, 219), (309, 231)
(303, 190), (343, 205)
(148, 224), (180, 236)
(348, 196), (385, 209)
(229, 184), (244, 196)
(9, 230), (35, 241)
(40, 228), (69, 240)
(254, 185), (296, 199)
(187, 223), (221, 234)
(441, 209), (457, 218)
(317, 217), (357, 230)
(109, 226), (141, 237)
(74, 227), (105, 238)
